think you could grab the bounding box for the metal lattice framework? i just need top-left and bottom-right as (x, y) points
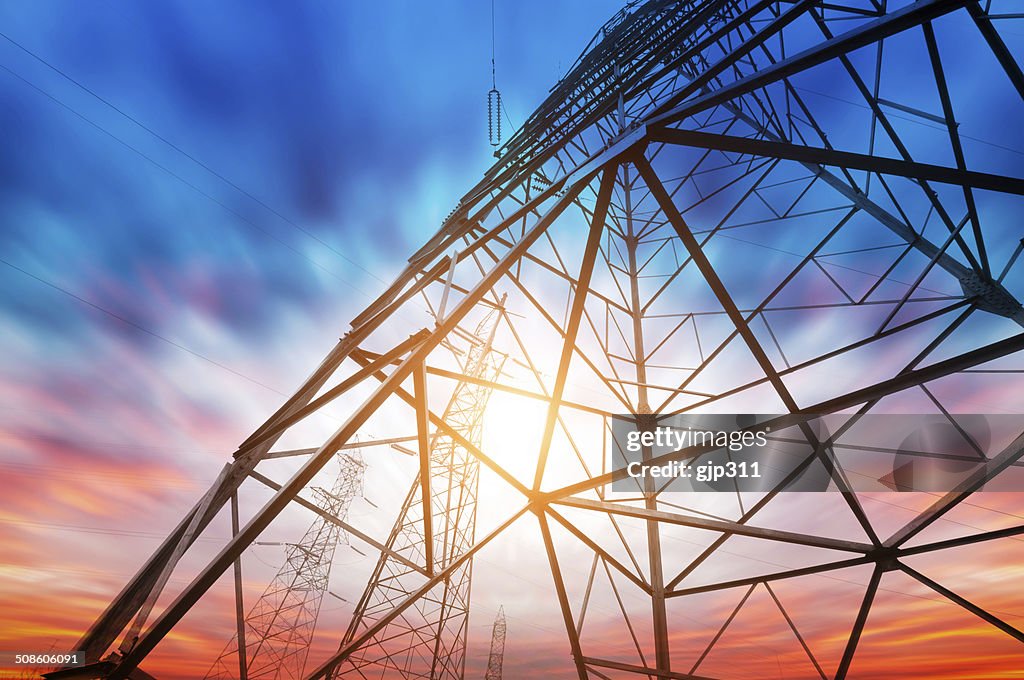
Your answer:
(331, 309), (504, 679)
(56, 1), (1024, 679)
(483, 607), (505, 680)
(205, 453), (365, 680)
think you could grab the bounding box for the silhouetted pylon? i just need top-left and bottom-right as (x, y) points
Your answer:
(329, 307), (505, 679)
(204, 453), (365, 680)
(483, 607), (505, 680)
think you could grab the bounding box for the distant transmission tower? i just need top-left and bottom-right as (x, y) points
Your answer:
(484, 607), (505, 680)
(205, 453), (365, 680)
(330, 308), (505, 679)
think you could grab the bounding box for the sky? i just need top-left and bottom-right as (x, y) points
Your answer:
(2, 1), (1024, 679)
(0, 1), (623, 677)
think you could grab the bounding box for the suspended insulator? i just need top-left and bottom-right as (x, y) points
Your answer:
(488, 88), (502, 147)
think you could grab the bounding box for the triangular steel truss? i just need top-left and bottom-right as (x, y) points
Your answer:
(330, 310), (504, 679)
(204, 453), (365, 680)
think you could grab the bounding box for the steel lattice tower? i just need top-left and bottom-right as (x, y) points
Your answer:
(55, 1), (1024, 679)
(205, 453), (366, 680)
(329, 309), (505, 679)
(483, 607), (505, 680)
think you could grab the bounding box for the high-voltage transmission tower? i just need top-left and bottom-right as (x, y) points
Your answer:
(205, 454), (365, 680)
(57, 1), (1024, 679)
(329, 309), (505, 678)
(483, 608), (505, 680)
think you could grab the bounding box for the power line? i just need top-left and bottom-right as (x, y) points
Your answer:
(0, 40), (438, 335)
(0, 30), (390, 288)
(0, 464), (204, 491)
(0, 62), (376, 302)
(0, 516), (226, 542)
(0, 256), (289, 397)
(795, 85), (1024, 158)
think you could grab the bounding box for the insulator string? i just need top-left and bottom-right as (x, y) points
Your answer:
(488, 0), (501, 148)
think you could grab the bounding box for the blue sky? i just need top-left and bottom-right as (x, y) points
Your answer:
(0, 3), (625, 674)
(0, 0), (623, 359)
